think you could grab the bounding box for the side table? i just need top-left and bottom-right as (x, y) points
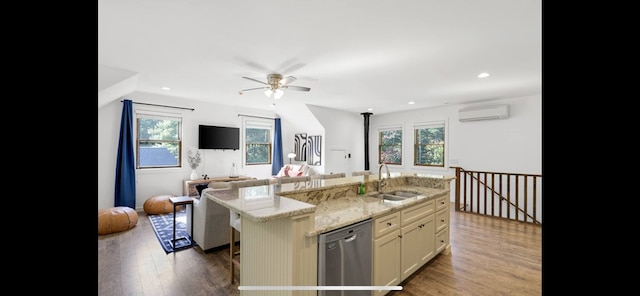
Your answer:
(183, 176), (253, 196)
(168, 196), (194, 251)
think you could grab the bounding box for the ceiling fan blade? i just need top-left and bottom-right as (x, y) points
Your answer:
(285, 85), (311, 92)
(242, 76), (268, 85)
(241, 86), (269, 92)
(280, 76), (297, 85)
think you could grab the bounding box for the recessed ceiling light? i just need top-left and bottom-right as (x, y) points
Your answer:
(477, 72), (490, 78)
(161, 87), (171, 90)
(408, 101), (415, 105)
(367, 108), (373, 111)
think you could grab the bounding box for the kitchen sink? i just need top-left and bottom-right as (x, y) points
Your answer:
(367, 190), (421, 204)
(384, 190), (420, 198)
(381, 195), (407, 201)
(367, 193), (400, 199)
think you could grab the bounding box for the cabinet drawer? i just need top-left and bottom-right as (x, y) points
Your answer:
(374, 212), (400, 239)
(401, 200), (434, 225)
(435, 195), (448, 211)
(435, 226), (449, 254)
(435, 208), (449, 233)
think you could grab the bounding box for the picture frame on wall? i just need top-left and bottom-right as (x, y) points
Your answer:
(307, 135), (321, 165)
(294, 133), (307, 161)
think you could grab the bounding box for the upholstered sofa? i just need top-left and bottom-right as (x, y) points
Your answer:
(274, 163), (316, 178)
(186, 178), (270, 252)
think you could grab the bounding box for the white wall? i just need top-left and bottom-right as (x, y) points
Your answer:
(271, 101), (324, 170)
(368, 94), (542, 201)
(307, 105), (366, 175)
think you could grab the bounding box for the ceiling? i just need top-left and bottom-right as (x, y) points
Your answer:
(98, 0), (541, 115)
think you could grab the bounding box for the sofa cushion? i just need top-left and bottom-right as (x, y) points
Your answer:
(208, 182), (231, 189)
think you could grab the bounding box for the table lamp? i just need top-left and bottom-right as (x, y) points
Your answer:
(287, 152), (296, 164)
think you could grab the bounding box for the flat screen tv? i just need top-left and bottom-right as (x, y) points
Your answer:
(198, 125), (240, 150)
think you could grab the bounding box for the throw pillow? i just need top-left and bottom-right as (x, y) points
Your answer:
(276, 165), (291, 177)
(287, 170), (303, 177)
(283, 165), (291, 176)
(195, 184), (208, 196)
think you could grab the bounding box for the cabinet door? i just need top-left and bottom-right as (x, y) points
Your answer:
(400, 220), (420, 281)
(373, 230), (401, 296)
(417, 214), (435, 266)
(400, 214), (435, 281)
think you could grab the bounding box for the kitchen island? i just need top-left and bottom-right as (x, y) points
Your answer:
(203, 174), (454, 296)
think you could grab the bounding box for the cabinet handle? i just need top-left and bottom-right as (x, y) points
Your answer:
(387, 222), (392, 226)
(441, 219), (445, 222)
(398, 235), (402, 238)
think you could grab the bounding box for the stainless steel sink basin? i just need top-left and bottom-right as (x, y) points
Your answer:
(367, 191), (419, 204)
(384, 191), (420, 198)
(381, 195), (407, 201)
(368, 193), (402, 200)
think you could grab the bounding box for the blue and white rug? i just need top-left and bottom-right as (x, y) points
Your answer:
(148, 209), (193, 253)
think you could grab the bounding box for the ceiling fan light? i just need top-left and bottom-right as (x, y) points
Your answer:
(274, 89), (284, 99)
(264, 89), (273, 98)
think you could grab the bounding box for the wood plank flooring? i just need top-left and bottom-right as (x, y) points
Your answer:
(98, 203), (542, 295)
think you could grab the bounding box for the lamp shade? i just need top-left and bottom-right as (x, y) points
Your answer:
(287, 152), (296, 158)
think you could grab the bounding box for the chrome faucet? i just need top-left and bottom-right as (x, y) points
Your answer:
(378, 163), (390, 192)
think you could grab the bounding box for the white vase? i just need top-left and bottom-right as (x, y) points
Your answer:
(229, 163), (239, 178)
(190, 169), (198, 180)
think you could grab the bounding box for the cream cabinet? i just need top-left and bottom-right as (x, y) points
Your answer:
(373, 211), (400, 296)
(373, 229), (401, 296)
(373, 199), (438, 295)
(435, 195), (450, 254)
(400, 205), (435, 281)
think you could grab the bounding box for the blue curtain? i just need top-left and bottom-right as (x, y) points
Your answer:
(114, 99), (136, 208)
(272, 118), (284, 175)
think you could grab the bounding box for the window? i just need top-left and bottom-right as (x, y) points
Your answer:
(245, 120), (273, 165)
(378, 127), (402, 165)
(414, 121), (445, 167)
(136, 112), (182, 169)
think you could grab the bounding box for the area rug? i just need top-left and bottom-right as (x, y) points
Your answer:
(148, 209), (193, 253)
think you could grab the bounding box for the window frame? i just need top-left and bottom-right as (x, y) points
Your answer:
(413, 121), (445, 168)
(135, 111), (183, 170)
(377, 125), (403, 165)
(243, 119), (273, 166)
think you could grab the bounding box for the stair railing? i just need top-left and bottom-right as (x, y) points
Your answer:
(452, 166), (542, 225)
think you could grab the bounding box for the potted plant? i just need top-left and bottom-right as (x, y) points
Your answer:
(187, 149), (201, 180)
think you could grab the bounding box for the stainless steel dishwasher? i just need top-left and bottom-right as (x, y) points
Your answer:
(318, 218), (372, 296)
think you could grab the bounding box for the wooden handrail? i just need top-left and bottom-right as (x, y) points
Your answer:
(452, 166), (542, 225)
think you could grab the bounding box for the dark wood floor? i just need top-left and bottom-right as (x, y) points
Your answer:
(98, 203), (542, 295)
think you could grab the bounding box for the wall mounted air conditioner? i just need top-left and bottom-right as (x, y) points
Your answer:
(458, 104), (509, 122)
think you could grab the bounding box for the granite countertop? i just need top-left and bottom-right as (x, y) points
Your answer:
(309, 185), (449, 236)
(203, 186), (316, 223)
(203, 175), (452, 236)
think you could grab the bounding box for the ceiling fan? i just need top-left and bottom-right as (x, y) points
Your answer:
(239, 73), (311, 99)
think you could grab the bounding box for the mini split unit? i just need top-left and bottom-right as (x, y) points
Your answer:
(458, 104), (509, 122)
